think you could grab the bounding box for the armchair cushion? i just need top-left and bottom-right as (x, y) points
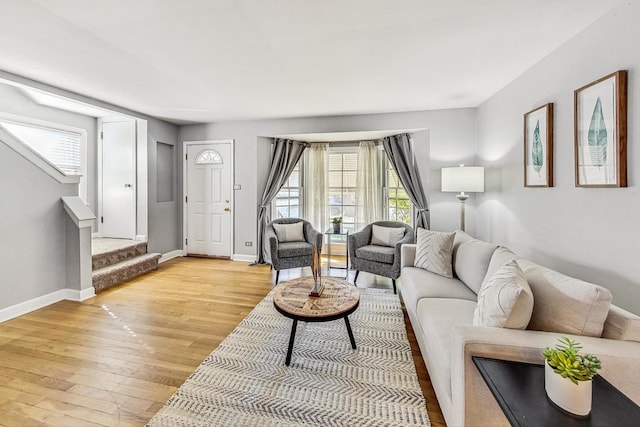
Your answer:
(371, 225), (406, 247)
(278, 241), (313, 258)
(356, 245), (395, 264)
(415, 228), (455, 278)
(272, 222), (305, 242)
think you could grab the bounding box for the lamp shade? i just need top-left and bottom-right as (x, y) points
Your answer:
(441, 165), (485, 193)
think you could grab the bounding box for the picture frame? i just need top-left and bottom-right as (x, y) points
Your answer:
(524, 103), (554, 187)
(574, 70), (627, 187)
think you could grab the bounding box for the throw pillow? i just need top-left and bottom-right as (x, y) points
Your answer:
(370, 224), (405, 247)
(272, 222), (305, 242)
(473, 260), (534, 329)
(414, 228), (455, 278)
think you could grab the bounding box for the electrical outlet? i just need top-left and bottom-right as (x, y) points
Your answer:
(245, 241), (253, 247)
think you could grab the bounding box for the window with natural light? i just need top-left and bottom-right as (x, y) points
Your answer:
(273, 145), (411, 229)
(385, 162), (412, 224)
(0, 116), (87, 201)
(273, 163), (302, 219)
(328, 149), (358, 233)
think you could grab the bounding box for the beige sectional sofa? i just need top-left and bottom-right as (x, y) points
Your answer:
(400, 230), (640, 427)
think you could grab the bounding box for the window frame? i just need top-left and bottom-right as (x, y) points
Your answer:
(271, 160), (304, 220)
(0, 112), (88, 202)
(327, 146), (359, 233)
(383, 157), (413, 225)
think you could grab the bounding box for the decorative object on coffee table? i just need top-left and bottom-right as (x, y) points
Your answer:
(310, 245), (323, 297)
(542, 336), (601, 417)
(574, 70), (627, 187)
(273, 276), (359, 366)
(524, 103), (554, 187)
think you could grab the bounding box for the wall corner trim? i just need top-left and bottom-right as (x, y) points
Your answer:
(232, 254), (257, 263)
(159, 250), (185, 263)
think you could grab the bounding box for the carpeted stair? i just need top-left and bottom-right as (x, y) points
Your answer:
(92, 241), (161, 293)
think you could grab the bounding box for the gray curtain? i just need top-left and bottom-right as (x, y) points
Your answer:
(382, 133), (430, 230)
(255, 138), (309, 264)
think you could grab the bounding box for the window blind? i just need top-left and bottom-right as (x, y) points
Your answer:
(0, 121), (82, 176)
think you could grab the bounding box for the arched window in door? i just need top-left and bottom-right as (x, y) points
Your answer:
(195, 149), (223, 165)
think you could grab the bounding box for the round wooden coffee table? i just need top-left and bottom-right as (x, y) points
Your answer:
(273, 276), (360, 366)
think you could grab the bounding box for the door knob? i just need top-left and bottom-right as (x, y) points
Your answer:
(224, 208), (230, 212)
(124, 184), (132, 188)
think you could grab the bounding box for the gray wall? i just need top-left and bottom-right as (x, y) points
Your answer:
(0, 138), (76, 309)
(0, 79), (181, 255)
(179, 108), (477, 257)
(0, 83), (98, 223)
(476, 1), (640, 314)
(147, 121), (181, 254)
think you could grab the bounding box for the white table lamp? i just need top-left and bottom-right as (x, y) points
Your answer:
(441, 164), (484, 231)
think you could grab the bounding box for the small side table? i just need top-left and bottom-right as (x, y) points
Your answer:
(325, 229), (349, 278)
(472, 356), (640, 427)
(273, 277), (360, 366)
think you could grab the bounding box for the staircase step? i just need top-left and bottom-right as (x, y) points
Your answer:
(92, 242), (148, 270)
(92, 253), (161, 293)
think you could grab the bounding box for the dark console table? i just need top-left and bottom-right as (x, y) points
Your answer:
(472, 356), (640, 427)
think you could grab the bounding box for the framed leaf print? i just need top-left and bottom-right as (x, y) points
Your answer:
(574, 70), (627, 187)
(524, 103), (553, 187)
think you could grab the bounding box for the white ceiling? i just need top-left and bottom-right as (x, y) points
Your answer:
(0, 0), (621, 125)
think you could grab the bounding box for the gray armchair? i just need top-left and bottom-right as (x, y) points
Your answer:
(265, 218), (323, 284)
(348, 221), (414, 293)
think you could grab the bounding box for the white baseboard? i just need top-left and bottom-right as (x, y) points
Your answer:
(92, 232), (101, 238)
(232, 253), (257, 263)
(0, 287), (95, 323)
(64, 287), (96, 302)
(160, 250), (185, 263)
(135, 234), (147, 242)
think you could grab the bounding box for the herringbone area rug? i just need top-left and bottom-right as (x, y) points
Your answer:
(148, 288), (430, 426)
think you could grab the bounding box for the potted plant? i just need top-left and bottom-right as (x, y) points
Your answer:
(331, 216), (342, 233)
(542, 337), (601, 417)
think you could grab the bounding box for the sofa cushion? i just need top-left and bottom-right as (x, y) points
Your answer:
(278, 241), (313, 258)
(482, 246), (518, 287)
(356, 245), (395, 264)
(454, 237), (498, 294)
(518, 259), (612, 337)
(602, 305), (640, 343)
(414, 228), (455, 278)
(416, 298), (477, 399)
(473, 260), (533, 329)
(371, 224), (405, 247)
(400, 267), (477, 313)
(452, 230), (472, 264)
(273, 222), (305, 242)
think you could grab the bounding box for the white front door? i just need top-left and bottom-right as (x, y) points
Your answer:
(186, 143), (232, 257)
(101, 120), (136, 239)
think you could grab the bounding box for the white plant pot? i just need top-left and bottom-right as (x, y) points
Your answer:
(544, 361), (592, 416)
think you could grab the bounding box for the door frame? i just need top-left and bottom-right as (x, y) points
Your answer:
(97, 116), (148, 241)
(182, 139), (235, 257)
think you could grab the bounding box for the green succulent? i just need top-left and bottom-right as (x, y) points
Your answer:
(542, 337), (601, 385)
(331, 216), (342, 224)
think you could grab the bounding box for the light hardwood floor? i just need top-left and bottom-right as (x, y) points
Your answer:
(0, 257), (445, 426)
